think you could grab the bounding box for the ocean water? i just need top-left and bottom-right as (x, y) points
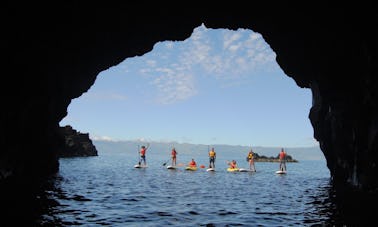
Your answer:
(36, 149), (342, 226)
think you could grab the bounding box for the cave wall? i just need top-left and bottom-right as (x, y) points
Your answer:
(1, 3), (377, 197)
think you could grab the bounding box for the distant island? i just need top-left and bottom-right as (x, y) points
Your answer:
(253, 153), (298, 162)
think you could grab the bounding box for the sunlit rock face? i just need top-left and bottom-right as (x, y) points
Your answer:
(1, 3), (377, 199)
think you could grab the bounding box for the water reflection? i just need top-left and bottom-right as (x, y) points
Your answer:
(3, 162), (375, 226)
(37, 176), (339, 226)
(303, 178), (378, 226)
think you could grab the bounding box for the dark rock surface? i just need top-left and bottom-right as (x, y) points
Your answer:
(57, 125), (98, 157)
(1, 2), (377, 218)
(254, 153), (298, 163)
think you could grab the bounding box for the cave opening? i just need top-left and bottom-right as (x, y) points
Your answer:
(48, 25), (334, 226)
(60, 24), (321, 160)
(2, 3), (377, 225)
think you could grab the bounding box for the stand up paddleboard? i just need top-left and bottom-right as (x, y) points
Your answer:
(166, 165), (177, 170)
(239, 168), (255, 172)
(134, 164), (147, 168)
(275, 170), (287, 174)
(206, 168), (215, 172)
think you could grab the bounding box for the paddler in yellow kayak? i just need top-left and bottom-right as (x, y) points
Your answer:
(227, 160), (239, 171)
(188, 159), (197, 168)
(185, 158), (198, 171)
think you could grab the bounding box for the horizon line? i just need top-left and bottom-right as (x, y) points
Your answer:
(91, 137), (320, 148)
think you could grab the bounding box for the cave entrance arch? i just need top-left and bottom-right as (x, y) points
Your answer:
(2, 4), (377, 225)
(60, 24), (321, 160)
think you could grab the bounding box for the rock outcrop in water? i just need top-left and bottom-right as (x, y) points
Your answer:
(1, 2), (377, 217)
(254, 153), (298, 163)
(57, 125), (98, 157)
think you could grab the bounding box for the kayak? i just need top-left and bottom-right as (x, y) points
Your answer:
(227, 167), (240, 172)
(185, 166), (197, 171)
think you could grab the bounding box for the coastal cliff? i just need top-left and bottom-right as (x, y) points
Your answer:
(57, 125), (98, 157)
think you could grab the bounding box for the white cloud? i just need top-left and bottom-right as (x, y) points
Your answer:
(81, 91), (128, 101)
(91, 135), (118, 142)
(183, 31), (211, 66)
(188, 26), (278, 81)
(139, 68), (149, 74)
(157, 138), (178, 144)
(137, 24), (279, 104)
(228, 44), (241, 52)
(135, 137), (149, 142)
(151, 69), (197, 105)
(223, 32), (242, 50)
(146, 60), (157, 67)
(165, 42), (174, 49)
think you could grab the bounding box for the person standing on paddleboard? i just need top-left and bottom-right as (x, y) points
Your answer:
(279, 148), (287, 171)
(247, 149), (256, 172)
(171, 147), (177, 166)
(208, 147), (216, 168)
(140, 143), (150, 166)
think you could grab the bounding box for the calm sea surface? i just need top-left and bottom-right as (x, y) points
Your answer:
(36, 149), (340, 226)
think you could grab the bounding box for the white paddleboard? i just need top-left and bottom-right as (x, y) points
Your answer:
(134, 164), (147, 168)
(275, 170), (287, 174)
(166, 165), (176, 169)
(239, 168), (255, 172)
(206, 168), (215, 172)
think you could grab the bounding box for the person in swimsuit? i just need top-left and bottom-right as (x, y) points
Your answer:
(171, 147), (177, 166)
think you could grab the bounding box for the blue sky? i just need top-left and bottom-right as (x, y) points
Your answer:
(60, 24), (318, 148)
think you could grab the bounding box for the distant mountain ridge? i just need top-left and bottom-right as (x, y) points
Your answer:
(92, 139), (324, 161)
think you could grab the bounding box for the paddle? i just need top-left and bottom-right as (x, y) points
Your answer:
(146, 142), (150, 150)
(208, 145), (210, 168)
(162, 158), (171, 166)
(137, 145), (141, 165)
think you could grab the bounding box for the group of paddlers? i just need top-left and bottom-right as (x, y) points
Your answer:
(138, 144), (287, 171)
